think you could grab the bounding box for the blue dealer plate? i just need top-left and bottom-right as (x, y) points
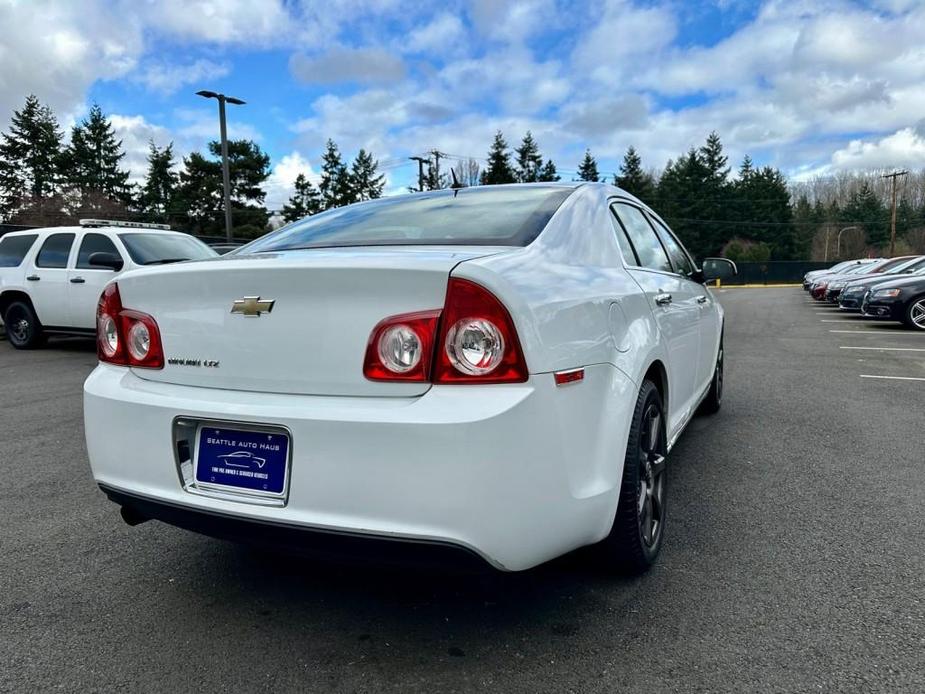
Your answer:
(196, 426), (289, 495)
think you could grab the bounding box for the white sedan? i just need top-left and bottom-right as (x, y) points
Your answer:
(83, 183), (734, 573)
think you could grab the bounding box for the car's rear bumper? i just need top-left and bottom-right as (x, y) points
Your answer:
(84, 363), (635, 571)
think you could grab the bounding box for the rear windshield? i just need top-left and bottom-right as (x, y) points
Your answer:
(119, 233), (217, 265)
(0, 234), (38, 267)
(245, 186), (575, 253)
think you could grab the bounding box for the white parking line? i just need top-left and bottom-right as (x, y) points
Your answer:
(859, 374), (925, 382)
(841, 346), (925, 352)
(829, 329), (901, 334)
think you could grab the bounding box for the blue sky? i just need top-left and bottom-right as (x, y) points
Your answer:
(2, 0), (924, 209)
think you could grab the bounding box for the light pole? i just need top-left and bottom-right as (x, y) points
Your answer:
(836, 226), (858, 259)
(196, 90), (245, 243)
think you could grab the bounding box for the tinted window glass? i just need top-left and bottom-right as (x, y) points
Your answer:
(0, 234), (38, 267)
(118, 233), (217, 265)
(612, 204), (672, 273)
(77, 233), (121, 269)
(246, 186), (575, 252)
(36, 233), (76, 268)
(608, 208), (639, 264)
(649, 217), (694, 277)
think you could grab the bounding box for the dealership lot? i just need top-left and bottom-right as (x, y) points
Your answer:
(1, 288), (923, 692)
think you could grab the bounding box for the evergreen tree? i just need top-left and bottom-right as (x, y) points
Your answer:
(576, 149), (599, 182)
(318, 140), (354, 209)
(350, 149), (386, 200)
(656, 149), (712, 258)
(64, 103), (131, 205)
(537, 159), (560, 182)
(615, 146), (656, 202)
(281, 173), (322, 223)
(479, 131), (516, 185)
(700, 131), (730, 183)
(176, 139), (271, 237)
(843, 182), (888, 248)
(514, 131), (543, 183)
(138, 141), (177, 222)
(733, 163), (795, 259)
(0, 94), (65, 219)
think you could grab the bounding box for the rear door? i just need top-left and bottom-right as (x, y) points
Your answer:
(67, 232), (124, 329)
(28, 232), (76, 327)
(611, 202), (701, 431)
(647, 213), (718, 396)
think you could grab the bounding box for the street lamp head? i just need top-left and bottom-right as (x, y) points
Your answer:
(196, 90), (219, 99)
(225, 96), (246, 106)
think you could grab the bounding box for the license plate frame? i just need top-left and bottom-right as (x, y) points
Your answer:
(191, 421), (292, 503)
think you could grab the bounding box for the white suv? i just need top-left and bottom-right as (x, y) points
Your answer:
(0, 220), (217, 349)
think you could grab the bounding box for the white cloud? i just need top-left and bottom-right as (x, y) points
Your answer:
(290, 47), (406, 85)
(129, 0), (290, 44)
(830, 127), (925, 171)
(405, 13), (467, 55)
(109, 114), (175, 185)
(134, 59), (230, 95)
(264, 152), (318, 208)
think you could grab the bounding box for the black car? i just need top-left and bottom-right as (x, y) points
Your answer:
(823, 256), (917, 303)
(861, 272), (925, 330)
(838, 257), (925, 310)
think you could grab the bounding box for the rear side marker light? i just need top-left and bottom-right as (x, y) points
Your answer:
(554, 369), (584, 386)
(96, 283), (164, 369)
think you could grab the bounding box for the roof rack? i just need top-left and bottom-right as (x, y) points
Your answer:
(79, 219), (171, 231)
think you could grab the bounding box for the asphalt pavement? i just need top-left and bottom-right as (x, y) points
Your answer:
(1, 288), (923, 693)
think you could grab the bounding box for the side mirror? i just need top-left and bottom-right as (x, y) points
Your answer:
(701, 258), (737, 282)
(88, 252), (124, 271)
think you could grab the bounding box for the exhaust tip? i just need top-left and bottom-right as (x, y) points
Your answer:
(119, 505), (149, 527)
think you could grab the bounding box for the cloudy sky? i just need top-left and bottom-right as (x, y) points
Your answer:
(1, 0), (923, 208)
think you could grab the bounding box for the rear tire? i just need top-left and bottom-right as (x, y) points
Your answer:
(597, 380), (667, 574)
(3, 301), (45, 349)
(698, 334), (724, 415)
(903, 296), (925, 331)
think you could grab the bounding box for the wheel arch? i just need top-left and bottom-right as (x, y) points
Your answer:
(0, 290), (39, 321)
(642, 359), (669, 414)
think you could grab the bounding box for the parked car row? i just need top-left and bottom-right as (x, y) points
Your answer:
(803, 255), (925, 331)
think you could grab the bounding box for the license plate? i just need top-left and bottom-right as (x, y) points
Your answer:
(195, 426), (289, 495)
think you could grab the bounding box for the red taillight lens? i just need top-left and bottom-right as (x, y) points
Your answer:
(364, 310), (440, 381)
(96, 283), (164, 369)
(433, 278), (528, 384)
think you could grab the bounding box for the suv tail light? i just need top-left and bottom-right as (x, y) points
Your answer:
(97, 283), (164, 369)
(363, 278), (528, 384)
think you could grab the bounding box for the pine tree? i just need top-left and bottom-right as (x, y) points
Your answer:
(479, 131), (516, 185)
(0, 94), (65, 219)
(318, 140), (354, 209)
(176, 139), (271, 237)
(700, 131), (730, 183)
(281, 173), (322, 223)
(64, 103), (131, 206)
(139, 141), (177, 222)
(576, 149), (599, 182)
(844, 182), (888, 248)
(514, 131), (543, 183)
(350, 149), (386, 200)
(537, 159), (560, 182)
(615, 146), (655, 201)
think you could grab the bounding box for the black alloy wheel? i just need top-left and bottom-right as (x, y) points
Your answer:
(3, 301), (44, 349)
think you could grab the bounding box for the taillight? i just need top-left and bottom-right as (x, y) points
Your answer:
(433, 278), (528, 384)
(96, 283), (164, 369)
(363, 278), (528, 384)
(363, 310), (440, 381)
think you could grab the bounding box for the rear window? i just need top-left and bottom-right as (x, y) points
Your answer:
(118, 233), (217, 265)
(245, 186), (575, 253)
(36, 233), (76, 268)
(0, 234), (38, 267)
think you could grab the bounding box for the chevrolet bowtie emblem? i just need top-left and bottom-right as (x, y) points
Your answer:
(231, 296), (275, 317)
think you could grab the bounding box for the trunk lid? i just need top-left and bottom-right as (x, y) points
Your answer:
(116, 247), (506, 396)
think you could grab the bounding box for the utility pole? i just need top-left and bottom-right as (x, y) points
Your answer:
(409, 156), (428, 192)
(429, 150), (446, 187)
(196, 90), (246, 242)
(881, 170), (908, 257)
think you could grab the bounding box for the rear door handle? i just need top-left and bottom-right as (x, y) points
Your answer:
(70, 277), (85, 284)
(696, 295), (708, 304)
(26, 275), (40, 281)
(655, 293), (672, 306)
